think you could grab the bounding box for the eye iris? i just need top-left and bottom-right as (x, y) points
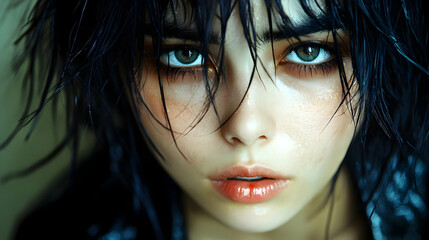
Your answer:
(296, 46), (320, 62)
(175, 49), (199, 64)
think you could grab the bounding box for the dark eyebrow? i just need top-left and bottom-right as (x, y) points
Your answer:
(145, 23), (222, 45)
(145, 15), (334, 45)
(261, 15), (334, 43)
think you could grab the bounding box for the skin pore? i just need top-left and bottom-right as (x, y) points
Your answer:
(134, 0), (369, 239)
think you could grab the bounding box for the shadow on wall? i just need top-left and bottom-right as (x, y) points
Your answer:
(0, 1), (93, 239)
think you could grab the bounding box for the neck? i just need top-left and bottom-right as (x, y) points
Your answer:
(183, 166), (370, 240)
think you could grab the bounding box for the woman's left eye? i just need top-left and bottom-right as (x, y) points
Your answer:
(285, 44), (332, 64)
(161, 49), (204, 67)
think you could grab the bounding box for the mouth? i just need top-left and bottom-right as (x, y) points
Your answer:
(210, 166), (290, 204)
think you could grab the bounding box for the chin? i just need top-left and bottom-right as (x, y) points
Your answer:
(222, 216), (287, 233)
(214, 205), (294, 233)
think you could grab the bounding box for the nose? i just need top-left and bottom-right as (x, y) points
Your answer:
(221, 78), (275, 146)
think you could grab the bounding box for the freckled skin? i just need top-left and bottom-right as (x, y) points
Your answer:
(135, 0), (361, 239)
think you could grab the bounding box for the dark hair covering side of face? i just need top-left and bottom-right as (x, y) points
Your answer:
(2, 0), (428, 239)
(342, 0), (429, 238)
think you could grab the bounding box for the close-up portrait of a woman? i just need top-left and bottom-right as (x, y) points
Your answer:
(0, 0), (428, 239)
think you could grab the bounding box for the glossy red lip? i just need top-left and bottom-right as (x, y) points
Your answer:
(210, 166), (289, 203)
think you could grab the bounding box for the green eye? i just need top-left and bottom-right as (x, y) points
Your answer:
(286, 44), (331, 64)
(174, 49), (200, 64)
(295, 46), (320, 62)
(161, 49), (204, 67)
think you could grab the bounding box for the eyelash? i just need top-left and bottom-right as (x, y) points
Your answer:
(159, 65), (204, 82)
(158, 46), (211, 82)
(158, 42), (339, 81)
(278, 42), (338, 77)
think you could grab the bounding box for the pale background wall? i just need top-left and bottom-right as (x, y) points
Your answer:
(0, 1), (91, 239)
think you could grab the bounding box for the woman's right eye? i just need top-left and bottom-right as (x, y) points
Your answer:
(160, 48), (204, 68)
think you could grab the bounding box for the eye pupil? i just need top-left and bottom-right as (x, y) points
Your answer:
(296, 46), (320, 62)
(175, 49), (199, 64)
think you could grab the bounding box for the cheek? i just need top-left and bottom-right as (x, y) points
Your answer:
(278, 79), (345, 139)
(139, 72), (209, 134)
(276, 74), (356, 169)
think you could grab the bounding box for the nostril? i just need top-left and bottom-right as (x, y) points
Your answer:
(259, 135), (268, 140)
(227, 135), (268, 145)
(229, 136), (243, 144)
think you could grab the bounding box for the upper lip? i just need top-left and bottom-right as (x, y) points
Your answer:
(209, 165), (289, 181)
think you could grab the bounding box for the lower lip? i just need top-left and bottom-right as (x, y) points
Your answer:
(212, 179), (288, 203)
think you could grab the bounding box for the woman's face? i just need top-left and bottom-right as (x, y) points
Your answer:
(136, 0), (356, 233)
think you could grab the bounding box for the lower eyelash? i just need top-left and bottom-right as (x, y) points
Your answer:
(279, 58), (338, 78)
(159, 65), (198, 82)
(159, 64), (213, 84)
(160, 62), (338, 82)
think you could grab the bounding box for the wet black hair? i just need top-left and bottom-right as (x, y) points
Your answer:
(1, 0), (428, 239)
